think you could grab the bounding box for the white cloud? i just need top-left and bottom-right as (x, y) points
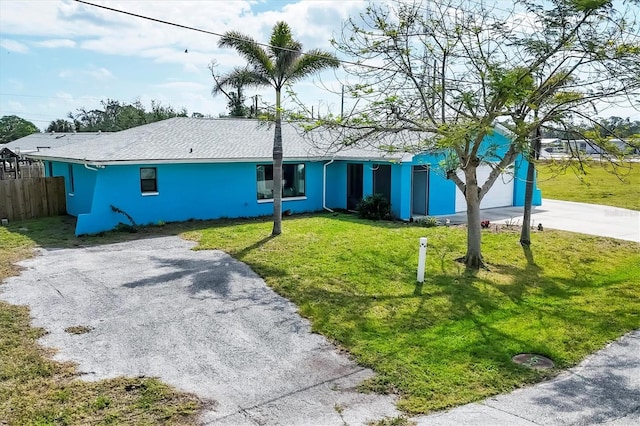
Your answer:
(87, 66), (113, 80)
(35, 38), (76, 48)
(0, 1), (366, 68)
(55, 91), (74, 101)
(153, 81), (209, 91)
(5, 78), (24, 91)
(0, 38), (28, 53)
(59, 66), (114, 81)
(7, 100), (26, 111)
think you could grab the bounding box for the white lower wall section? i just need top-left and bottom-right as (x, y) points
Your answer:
(455, 165), (515, 212)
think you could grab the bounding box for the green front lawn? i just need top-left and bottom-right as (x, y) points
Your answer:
(537, 161), (640, 210)
(186, 214), (640, 413)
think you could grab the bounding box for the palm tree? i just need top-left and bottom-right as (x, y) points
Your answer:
(215, 22), (339, 235)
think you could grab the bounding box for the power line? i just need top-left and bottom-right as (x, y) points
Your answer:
(73, 0), (391, 73)
(74, 0), (638, 77)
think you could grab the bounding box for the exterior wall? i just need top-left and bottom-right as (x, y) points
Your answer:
(48, 161), (96, 217)
(326, 160), (409, 219)
(74, 161), (326, 235)
(411, 153), (457, 216)
(405, 131), (542, 219)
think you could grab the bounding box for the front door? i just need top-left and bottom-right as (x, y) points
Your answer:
(412, 165), (429, 216)
(347, 163), (363, 210)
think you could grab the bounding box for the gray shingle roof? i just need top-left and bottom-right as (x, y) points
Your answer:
(4, 131), (108, 154)
(25, 118), (407, 164)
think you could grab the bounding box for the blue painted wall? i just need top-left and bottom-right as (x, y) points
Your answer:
(74, 161), (327, 235)
(411, 153), (457, 216)
(513, 157), (542, 206)
(325, 161), (346, 209)
(47, 161), (96, 217)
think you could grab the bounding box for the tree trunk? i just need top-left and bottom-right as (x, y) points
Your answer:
(463, 163), (484, 269)
(272, 88), (283, 236)
(520, 126), (541, 246)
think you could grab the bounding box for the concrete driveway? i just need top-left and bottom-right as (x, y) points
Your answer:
(436, 199), (640, 242)
(0, 236), (399, 425)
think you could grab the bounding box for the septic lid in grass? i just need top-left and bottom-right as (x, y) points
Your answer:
(512, 353), (555, 370)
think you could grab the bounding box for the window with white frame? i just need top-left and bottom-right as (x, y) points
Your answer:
(140, 167), (158, 193)
(256, 163), (305, 200)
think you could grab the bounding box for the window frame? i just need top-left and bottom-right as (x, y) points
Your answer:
(67, 163), (75, 194)
(256, 163), (306, 201)
(140, 167), (158, 194)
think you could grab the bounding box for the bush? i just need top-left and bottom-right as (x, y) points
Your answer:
(357, 194), (392, 220)
(414, 216), (440, 228)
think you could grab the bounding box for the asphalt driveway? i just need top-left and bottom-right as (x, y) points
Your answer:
(0, 236), (399, 425)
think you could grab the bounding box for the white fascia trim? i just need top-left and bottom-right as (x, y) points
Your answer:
(493, 122), (516, 138)
(26, 155), (406, 166)
(24, 156), (331, 166)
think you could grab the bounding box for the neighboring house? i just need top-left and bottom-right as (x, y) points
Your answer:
(26, 117), (541, 235)
(539, 138), (565, 159)
(1, 147), (21, 179)
(564, 138), (638, 155)
(3, 131), (108, 157)
(3, 131), (109, 179)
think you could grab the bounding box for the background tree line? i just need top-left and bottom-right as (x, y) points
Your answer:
(46, 99), (190, 133)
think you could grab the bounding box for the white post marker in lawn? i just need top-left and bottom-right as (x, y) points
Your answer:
(417, 237), (427, 283)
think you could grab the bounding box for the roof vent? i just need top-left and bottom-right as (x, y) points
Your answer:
(189, 148), (193, 153)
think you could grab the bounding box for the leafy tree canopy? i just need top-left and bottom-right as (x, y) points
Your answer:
(308, 0), (639, 268)
(0, 115), (39, 144)
(59, 99), (188, 133)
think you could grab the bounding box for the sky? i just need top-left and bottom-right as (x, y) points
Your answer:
(0, 0), (366, 130)
(0, 0), (638, 131)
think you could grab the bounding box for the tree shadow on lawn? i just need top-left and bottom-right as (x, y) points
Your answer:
(260, 251), (640, 409)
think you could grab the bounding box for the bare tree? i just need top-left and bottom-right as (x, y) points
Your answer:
(313, 0), (639, 268)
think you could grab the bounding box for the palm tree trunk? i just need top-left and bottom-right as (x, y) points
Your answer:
(272, 88), (283, 236)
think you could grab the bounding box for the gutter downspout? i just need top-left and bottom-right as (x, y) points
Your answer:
(84, 162), (105, 171)
(323, 157), (335, 212)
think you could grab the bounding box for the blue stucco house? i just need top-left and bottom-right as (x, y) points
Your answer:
(26, 117), (540, 235)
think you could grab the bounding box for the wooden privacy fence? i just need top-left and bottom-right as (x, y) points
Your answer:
(0, 177), (67, 221)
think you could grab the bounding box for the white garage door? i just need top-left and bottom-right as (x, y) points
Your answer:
(455, 165), (514, 212)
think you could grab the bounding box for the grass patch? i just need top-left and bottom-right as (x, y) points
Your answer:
(64, 325), (94, 335)
(0, 218), (203, 425)
(186, 213), (640, 414)
(537, 161), (640, 210)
